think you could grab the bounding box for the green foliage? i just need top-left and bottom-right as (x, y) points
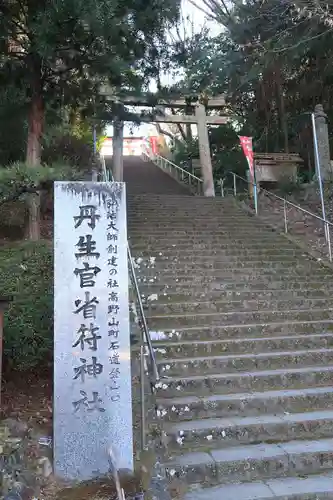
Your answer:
(275, 178), (303, 197)
(171, 123), (248, 182)
(0, 201), (27, 241)
(170, 0), (333, 160)
(0, 162), (80, 203)
(0, 84), (27, 165)
(0, 241), (52, 371)
(0, 162), (81, 240)
(209, 124), (248, 179)
(0, 0), (181, 118)
(42, 135), (93, 172)
(171, 138), (199, 171)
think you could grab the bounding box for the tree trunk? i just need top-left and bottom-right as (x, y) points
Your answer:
(275, 66), (289, 153)
(26, 90), (44, 241)
(26, 92), (43, 165)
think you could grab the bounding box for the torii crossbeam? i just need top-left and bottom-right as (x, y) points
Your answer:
(101, 92), (228, 196)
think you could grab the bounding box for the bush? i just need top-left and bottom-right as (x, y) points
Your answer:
(0, 241), (52, 371)
(42, 134), (93, 172)
(276, 177), (303, 197)
(0, 201), (27, 241)
(0, 162), (81, 241)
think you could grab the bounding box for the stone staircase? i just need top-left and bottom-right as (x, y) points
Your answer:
(125, 157), (333, 499)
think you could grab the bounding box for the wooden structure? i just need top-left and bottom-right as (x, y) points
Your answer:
(100, 91), (228, 197)
(254, 153), (303, 185)
(0, 296), (12, 405)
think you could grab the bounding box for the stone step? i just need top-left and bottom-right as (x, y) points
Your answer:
(127, 193), (228, 199)
(127, 197), (242, 204)
(130, 238), (293, 249)
(132, 253), (308, 264)
(127, 197), (239, 205)
(129, 217), (257, 224)
(147, 308), (333, 329)
(164, 409), (333, 451)
(153, 333), (333, 358)
(134, 260), (323, 273)
(128, 233), (292, 243)
(149, 320), (333, 342)
(126, 177), (333, 496)
(127, 224), (275, 233)
(163, 437), (333, 485)
(129, 229), (282, 239)
(142, 288), (333, 303)
(128, 209), (247, 217)
(156, 348), (333, 377)
(136, 269), (330, 283)
(146, 297), (332, 315)
(127, 218), (271, 226)
(128, 232), (289, 242)
(156, 386), (333, 423)
(128, 207), (250, 215)
(138, 281), (333, 295)
(182, 473), (333, 500)
(127, 209), (257, 215)
(128, 217), (263, 224)
(154, 365), (333, 398)
(132, 252), (312, 263)
(130, 243), (300, 253)
(137, 276), (333, 289)
(129, 243), (303, 253)
(128, 217), (270, 223)
(127, 218), (265, 226)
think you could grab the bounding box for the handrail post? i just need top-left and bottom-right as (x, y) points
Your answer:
(254, 182), (258, 215)
(140, 344), (146, 450)
(233, 173), (237, 196)
(326, 223), (332, 261)
(283, 199), (288, 233)
(221, 178), (224, 198)
(312, 112), (328, 241)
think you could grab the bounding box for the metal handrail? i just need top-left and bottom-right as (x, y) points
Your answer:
(157, 154), (203, 183)
(223, 170), (333, 261)
(127, 245), (159, 382)
(143, 150), (203, 194)
(99, 154), (160, 450)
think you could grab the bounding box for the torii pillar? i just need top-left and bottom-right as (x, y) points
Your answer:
(195, 103), (215, 197)
(113, 118), (124, 181)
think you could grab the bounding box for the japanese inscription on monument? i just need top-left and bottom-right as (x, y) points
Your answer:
(54, 182), (133, 481)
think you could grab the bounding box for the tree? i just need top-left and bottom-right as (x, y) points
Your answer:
(173, 0), (333, 167)
(0, 0), (181, 239)
(0, 83), (27, 165)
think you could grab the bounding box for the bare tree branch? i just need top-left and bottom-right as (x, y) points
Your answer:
(187, 0), (217, 20)
(155, 123), (177, 140)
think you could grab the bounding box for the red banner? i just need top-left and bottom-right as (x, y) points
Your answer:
(149, 136), (158, 155)
(239, 136), (254, 181)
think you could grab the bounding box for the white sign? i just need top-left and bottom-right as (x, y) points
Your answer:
(54, 181), (133, 480)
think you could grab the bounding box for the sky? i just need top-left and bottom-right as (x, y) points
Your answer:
(105, 0), (220, 138)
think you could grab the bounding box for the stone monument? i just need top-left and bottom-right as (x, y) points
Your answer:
(54, 181), (133, 481)
(314, 104), (332, 180)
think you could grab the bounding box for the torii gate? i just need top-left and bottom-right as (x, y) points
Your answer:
(101, 93), (227, 197)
